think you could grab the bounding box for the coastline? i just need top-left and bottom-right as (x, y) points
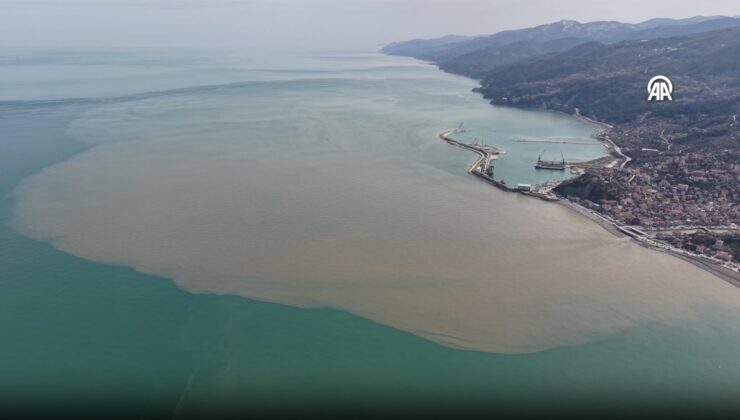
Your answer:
(429, 68), (740, 284)
(557, 198), (740, 284)
(441, 124), (740, 284)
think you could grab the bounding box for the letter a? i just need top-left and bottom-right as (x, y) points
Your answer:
(660, 83), (672, 101)
(648, 84), (661, 101)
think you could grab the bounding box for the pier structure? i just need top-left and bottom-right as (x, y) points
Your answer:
(440, 129), (563, 201)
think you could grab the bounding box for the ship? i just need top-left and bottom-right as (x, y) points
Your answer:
(535, 150), (566, 171)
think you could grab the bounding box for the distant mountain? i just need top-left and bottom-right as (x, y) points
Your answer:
(477, 26), (740, 127)
(438, 37), (592, 79)
(619, 17), (740, 41)
(381, 35), (474, 61)
(383, 19), (631, 62)
(633, 15), (725, 29)
(382, 16), (740, 78)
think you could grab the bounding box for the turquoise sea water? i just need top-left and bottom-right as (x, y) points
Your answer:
(2, 49), (740, 414)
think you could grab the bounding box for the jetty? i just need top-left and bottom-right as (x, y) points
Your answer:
(440, 129), (504, 173)
(440, 129), (559, 200)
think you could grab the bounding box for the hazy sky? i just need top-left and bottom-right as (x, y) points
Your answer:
(1, 0), (739, 50)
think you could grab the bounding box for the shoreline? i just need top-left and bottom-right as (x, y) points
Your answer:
(418, 56), (740, 284)
(440, 126), (740, 284)
(439, 117), (740, 284)
(557, 198), (740, 284)
(439, 130), (560, 200)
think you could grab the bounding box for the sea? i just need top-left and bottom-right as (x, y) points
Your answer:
(2, 48), (740, 413)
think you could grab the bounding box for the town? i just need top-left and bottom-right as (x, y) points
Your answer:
(557, 142), (740, 266)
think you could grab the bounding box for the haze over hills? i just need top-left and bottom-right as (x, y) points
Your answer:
(383, 15), (737, 58)
(383, 16), (740, 79)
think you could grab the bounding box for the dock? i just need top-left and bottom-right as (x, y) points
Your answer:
(440, 129), (559, 200)
(439, 129), (505, 175)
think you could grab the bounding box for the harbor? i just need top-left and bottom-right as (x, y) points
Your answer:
(441, 128), (739, 280)
(439, 129), (560, 201)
